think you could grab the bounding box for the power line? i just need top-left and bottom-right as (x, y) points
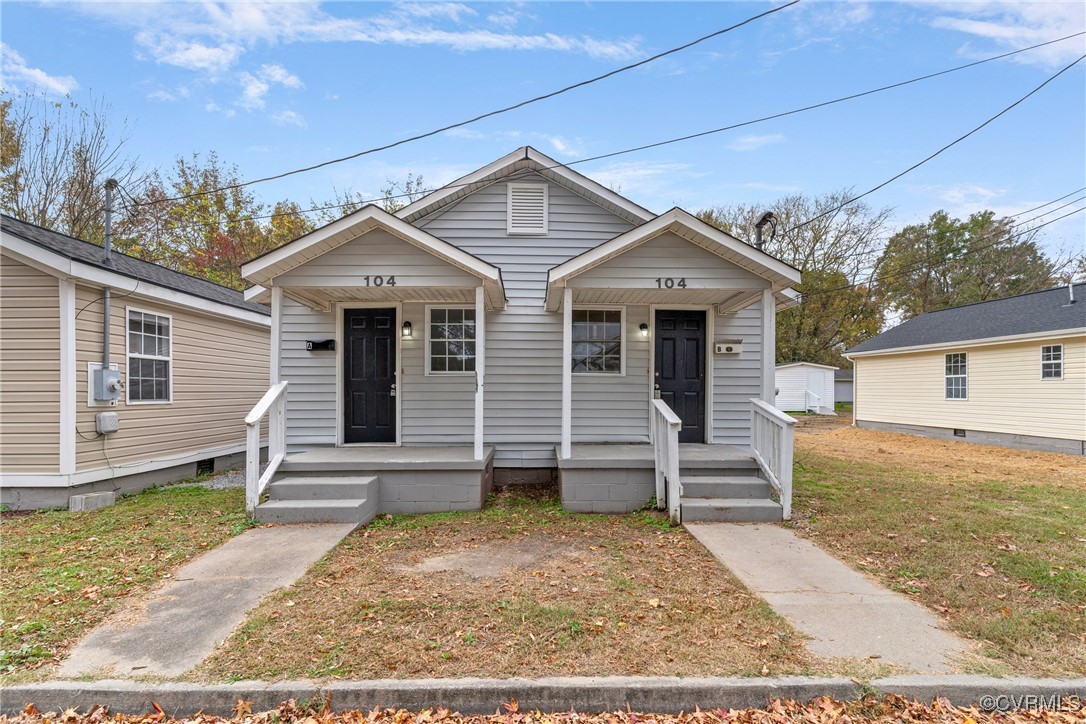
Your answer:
(132, 32), (1086, 232)
(1011, 186), (1086, 217)
(135, 0), (802, 208)
(784, 53), (1086, 236)
(1014, 195), (1086, 228)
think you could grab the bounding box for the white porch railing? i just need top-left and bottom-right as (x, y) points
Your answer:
(750, 398), (796, 519)
(245, 381), (288, 515)
(805, 389), (821, 413)
(651, 398), (683, 525)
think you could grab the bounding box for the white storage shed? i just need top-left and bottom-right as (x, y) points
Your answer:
(775, 362), (837, 414)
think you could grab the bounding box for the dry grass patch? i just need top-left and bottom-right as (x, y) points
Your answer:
(197, 486), (824, 682)
(791, 423), (1086, 676)
(0, 484), (252, 682)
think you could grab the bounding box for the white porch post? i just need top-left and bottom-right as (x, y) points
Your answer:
(761, 289), (776, 404)
(474, 286), (486, 461)
(560, 287), (572, 459)
(270, 285), (283, 384)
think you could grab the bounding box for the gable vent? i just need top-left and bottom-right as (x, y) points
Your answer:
(507, 183), (548, 235)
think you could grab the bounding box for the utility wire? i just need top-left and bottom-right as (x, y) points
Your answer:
(135, 0), (802, 208)
(1013, 195), (1086, 228)
(131, 32), (1086, 234)
(783, 53), (1086, 235)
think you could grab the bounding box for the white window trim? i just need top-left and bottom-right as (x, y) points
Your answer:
(425, 304), (477, 376)
(125, 306), (174, 405)
(1040, 344), (1064, 380)
(944, 351), (967, 401)
(571, 305), (626, 377)
(507, 182), (549, 236)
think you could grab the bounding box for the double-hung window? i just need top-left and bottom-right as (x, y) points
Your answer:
(127, 309), (172, 403)
(1041, 344), (1063, 379)
(944, 352), (967, 400)
(571, 308), (623, 374)
(428, 307), (476, 373)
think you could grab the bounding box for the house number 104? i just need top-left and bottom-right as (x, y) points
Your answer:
(655, 277), (687, 289)
(361, 275), (397, 286)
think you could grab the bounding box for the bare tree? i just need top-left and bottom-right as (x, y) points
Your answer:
(0, 90), (144, 242)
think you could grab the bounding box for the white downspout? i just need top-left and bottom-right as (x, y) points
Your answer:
(561, 287), (572, 460)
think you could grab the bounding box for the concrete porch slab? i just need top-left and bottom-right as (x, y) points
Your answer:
(282, 445), (495, 471)
(56, 523), (354, 679)
(685, 522), (970, 673)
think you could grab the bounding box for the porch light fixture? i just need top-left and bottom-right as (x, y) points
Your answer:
(639, 323), (649, 338)
(402, 321), (413, 338)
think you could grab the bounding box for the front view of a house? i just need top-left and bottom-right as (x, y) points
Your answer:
(242, 147), (800, 524)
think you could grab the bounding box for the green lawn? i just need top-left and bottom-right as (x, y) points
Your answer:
(0, 484), (251, 681)
(791, 440), (1086, 677)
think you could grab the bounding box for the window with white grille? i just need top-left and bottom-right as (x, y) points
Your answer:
(945, 352), (967, 400)
(507, 183), (548, 235)
(1041, 344), (1063, 379)
(127, 309), (172, 403)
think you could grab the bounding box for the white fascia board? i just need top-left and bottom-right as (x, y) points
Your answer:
(776, 362), (839, 371)
(775, 288), (801, 311)
(241, 205), (503, 291)
(1, 234), (270, 327)
(397, 146), (655, 226)
(245, 285), (271, 303)
(546, 210), (802, 309)
(845, 327), (1086, 359)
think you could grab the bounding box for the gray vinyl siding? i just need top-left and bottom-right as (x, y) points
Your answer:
(567, 232), (770, 290)
(276, 228), (479, 289)
(712, 304), (764, 446)
(419, 173), (635, 465)
(400, 301), (474, 445)
(281, 298), (336, 448)
(572, 305), (651, 442)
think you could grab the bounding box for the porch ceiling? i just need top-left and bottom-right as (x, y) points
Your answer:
(283, 285), (481, 311)
(569, 287), (764, 314)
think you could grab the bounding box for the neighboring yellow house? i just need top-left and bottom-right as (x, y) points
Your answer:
(846, 284), (1086, 455)
(0, 215), (271, 508)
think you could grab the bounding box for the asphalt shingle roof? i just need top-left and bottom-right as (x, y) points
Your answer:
(847, 284), (1086, 355)
(1, 215), (269, 316)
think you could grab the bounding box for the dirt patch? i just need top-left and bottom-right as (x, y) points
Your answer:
(795, 421), (1086, 488)
(398, 537), (572, 579)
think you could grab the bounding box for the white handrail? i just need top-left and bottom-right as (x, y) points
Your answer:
(245, 381), (288, 515)
(651, 398), (683, 525)
(805, 389), (822, 412)
(749, 398), (796, 519)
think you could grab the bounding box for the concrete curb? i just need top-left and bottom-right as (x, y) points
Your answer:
(2, 676), (1083, 716)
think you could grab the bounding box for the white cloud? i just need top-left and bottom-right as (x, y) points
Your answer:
(925, 1), (1086, 69)
(727, 134), (785, 152)
(271, 109), (307, 127)
(443, 127), (488, 140)
(237, 63), (303, 110)
(65, 1), (643, 78)
(0, 42), (77, 95)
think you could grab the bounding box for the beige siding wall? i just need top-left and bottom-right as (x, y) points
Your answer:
(854, 335), (1086, 441)
(74, 284), (270, 471)
(0, 254), (60, 471)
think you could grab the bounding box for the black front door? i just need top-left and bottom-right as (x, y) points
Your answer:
(343, 308), (396, 443)
(654, 310), (706, 443)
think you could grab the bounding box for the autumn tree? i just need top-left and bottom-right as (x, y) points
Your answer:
(877, 210), (1058, 319)
(698, 190), (892, 367)
(0, 91), (143, 242)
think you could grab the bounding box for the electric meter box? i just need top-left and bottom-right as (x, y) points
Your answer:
(715, 340), (743, 355)
(93, 367), (122, 405)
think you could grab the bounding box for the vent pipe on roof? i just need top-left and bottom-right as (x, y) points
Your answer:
(1071, 282), (1076, 304)
(103, 178), (118, 269)
(754, 211), (776, 250)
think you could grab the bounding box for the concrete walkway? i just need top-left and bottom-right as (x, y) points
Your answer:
(685, 523), (969, 672)
(57, 524), (354, 678)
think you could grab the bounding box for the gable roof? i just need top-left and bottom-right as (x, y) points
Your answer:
(240, 204), (506, 309)
(1, 214), (269, 317)
(776, 362), (838, 371)
(545, 207), (801, 311)
(847, 284), (1086, 356)
(396, 146), (655, 226)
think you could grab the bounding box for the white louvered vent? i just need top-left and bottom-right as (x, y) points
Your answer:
(507, 183), (548, 235)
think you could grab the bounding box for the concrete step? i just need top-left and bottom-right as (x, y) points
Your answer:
(681, 476), (771, 499)
(678, 459), (760, 476)
(680, 497), (783, 523)
(254, 498), (375, 525)
(267, 476), (377, 500)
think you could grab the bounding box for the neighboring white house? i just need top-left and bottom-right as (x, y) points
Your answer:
(834, 368), (854, 404)
(239, 147), (803, 525)
(775, 362), (836, 414)
(846, 284), (1086, 455)
(0, 215), (272, 509)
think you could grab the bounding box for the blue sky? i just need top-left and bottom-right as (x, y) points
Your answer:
(2, 1), (1084, 257)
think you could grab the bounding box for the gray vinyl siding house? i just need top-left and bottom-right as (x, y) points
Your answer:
(241, 148), (801, 523)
